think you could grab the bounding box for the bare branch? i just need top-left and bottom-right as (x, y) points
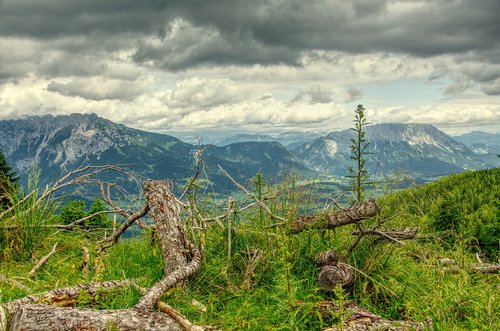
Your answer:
(218, 165), (286, 223)
(29, 243), (58, 276)
(52, 210), (116, 230)
(180, 146), (209, 201)
(157, 301), (207, 331)
(352, 228), (418, 244)
(98, 203), (150, 253)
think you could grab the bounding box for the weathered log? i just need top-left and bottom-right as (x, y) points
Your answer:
(317, 301), (431, 331)
(316, 250), (339, 267)
(290, 199), (380, 233)
(352, 228), (418, 243)
(318, 263), (355, 291)
(470, 263), (500, 274)
(135, 249), (201, 311)
(7, 304), (181, 331)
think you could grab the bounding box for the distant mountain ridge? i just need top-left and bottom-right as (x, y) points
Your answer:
(0, 114), (312, 190)
(294, 123), (495, 177)
(453, 131), (500, 155)
(215, 131), (323, 149)
(0, 115), (497, 191)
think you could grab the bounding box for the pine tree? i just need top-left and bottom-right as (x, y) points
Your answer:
(0, 148), (18, 208)
(88, 197), (110, 228)
(347, 104), (372, 203)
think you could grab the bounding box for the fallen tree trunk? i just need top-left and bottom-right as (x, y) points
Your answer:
(352, 228), (418, 243)
(317, 301), (431, 331)
(290, 199), (380, 233)
(470, 263), (500, 274)
(1, 180), (203, 331)
(6, 305), (181, 331)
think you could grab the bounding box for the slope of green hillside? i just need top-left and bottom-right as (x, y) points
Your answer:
(1, 168), (498, 330)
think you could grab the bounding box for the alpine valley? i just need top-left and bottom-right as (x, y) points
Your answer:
(0, 114), (498, 192)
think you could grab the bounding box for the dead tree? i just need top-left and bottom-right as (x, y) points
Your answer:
(1, 180), (204, 331)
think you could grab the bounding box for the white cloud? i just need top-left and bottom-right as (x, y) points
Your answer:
(47, 76), (149, 101)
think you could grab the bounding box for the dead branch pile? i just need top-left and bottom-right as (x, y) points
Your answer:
(1, 180), (206, 331)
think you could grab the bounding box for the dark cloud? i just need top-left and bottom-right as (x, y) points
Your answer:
(2, 1), (499, 62)
(0, 0), (499, 96)
(292, 86), (334, 104)
(345, 87), (363, 103)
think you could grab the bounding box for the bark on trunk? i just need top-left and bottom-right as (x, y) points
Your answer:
(7, 305), (181, 331)
(290, 199), (380, 233)
(143, 180), (189, 274)
(352, 228), (418, 243)
(470, 263), (500, 274)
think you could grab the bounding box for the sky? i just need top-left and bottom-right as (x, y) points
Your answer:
(0, 0), (499, 138)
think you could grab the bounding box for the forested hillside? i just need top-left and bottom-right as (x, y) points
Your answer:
(1, 166), (498, 330)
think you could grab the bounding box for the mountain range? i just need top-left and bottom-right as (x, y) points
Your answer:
(0, 114), (309, 191)
(295, 123), (492, 177)
(0, 114), (497, 192)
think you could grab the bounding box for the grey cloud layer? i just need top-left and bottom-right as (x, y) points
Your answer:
(1, 1), (499, 61)
(1, 0), (499, 95)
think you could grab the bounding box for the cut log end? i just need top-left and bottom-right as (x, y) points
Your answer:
(316, 250), (339, 267)
(317, 263), (355, 291)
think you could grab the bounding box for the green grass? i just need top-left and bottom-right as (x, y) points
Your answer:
(1, 168), (499, 330)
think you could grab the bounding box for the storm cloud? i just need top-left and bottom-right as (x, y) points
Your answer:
(0, 0), (499, 133)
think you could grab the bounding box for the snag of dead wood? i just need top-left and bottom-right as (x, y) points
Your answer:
(352, 228), (418, 244)
(318, 263), (355, 291)
(470, 263), (500, 274)
(290, 199), (380, 234)
(316, 301), (431, 331)
(1, 180), (205, 331)
(239, 248), (263, 290)
(81, 246), (90, 276)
